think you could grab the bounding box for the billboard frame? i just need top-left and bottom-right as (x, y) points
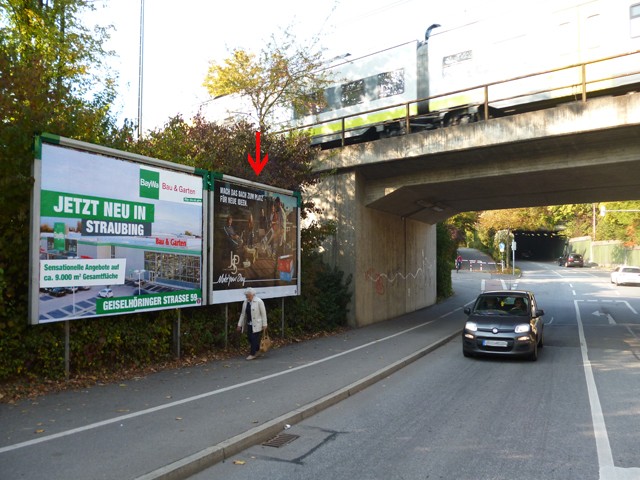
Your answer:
(207, 173), (302, 304)
(29, 133), (210, 325)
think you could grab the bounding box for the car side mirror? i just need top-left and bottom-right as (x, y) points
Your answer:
(464, 307), (471, 315)
(535, 309), (545, 317)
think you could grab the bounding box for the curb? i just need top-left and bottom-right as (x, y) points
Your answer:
(136, 329), (461, 480)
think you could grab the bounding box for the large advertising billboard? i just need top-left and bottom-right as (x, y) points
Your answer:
(210, 178), (301, 303)
(30, 136), (205, 324)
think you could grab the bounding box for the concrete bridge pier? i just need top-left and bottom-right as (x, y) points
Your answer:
(310, 170), (437, 327)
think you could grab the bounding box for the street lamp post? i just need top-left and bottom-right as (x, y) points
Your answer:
(599, 206), (640, 216)
(137, 0), (145, 138)
(134, 269), (146, 295)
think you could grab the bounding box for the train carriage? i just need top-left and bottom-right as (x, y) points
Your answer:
(294, 0), (640, 148)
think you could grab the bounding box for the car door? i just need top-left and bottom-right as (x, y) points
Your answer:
(530, 294), (542, 338)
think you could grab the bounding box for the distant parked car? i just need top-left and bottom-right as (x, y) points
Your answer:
(611, 266), (640, 286)
(98, 288), (114, 298)
(65, 286), (79, 293)
(49, 287), (67, 297)
(558, 253), (584, 267)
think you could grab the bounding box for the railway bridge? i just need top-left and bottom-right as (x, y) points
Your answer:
(309, 92), (640, 326)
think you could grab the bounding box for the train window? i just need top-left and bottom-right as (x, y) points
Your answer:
(341, 79), (365, 107)
(377, 69), (405, 98)
(442, 50), (472, 79)
(631, 3), (640, 37)
(557, 22), (573, 58)
(585, 14), (600, 49)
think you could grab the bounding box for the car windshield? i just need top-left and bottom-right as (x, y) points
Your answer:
(473, 295), (529, 315)
(622, 267), (640, 273)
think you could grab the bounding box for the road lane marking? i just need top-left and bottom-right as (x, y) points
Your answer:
(574, 301), (615, 475)
(0, 300), (474, 455)
(575, 301), (640, 479)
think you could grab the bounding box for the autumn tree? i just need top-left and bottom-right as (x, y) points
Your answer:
(202, 30), (334, 131)
(0, 0), (126, 379)
(596, 201), (640, 245)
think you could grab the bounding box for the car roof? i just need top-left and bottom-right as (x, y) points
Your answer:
(480, 290), (531, 296)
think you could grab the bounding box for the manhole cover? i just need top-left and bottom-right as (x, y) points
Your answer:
(262, 433), (300, 448)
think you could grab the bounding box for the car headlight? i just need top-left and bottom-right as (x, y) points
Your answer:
(515, 324), (531, 333)
(465, 321), (478, 332)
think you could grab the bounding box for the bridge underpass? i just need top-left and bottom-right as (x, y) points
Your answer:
(309, 92), (640, 327)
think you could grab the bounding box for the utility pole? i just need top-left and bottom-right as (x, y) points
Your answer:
(137, 0), (145, 138)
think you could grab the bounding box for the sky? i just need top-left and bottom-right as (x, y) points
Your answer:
(83, 0), (499, 133)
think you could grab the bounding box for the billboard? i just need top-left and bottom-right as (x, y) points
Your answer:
(210, 177), (301, 303)
(30, 135), (205, 324)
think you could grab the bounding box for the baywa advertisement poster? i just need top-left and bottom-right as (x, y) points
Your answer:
(211, 179), (300, 303)
(35, 143), (204, 323)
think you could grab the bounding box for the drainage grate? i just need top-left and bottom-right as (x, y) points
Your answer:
(262, 433), (300, 448)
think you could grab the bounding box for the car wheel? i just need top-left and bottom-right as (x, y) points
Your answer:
(463, 348), (473, 358)
(538, 327), (544, 348)
(529, 342), (538, 361)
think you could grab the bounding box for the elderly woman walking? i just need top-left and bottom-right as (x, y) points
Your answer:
(236, 287), (268, 360)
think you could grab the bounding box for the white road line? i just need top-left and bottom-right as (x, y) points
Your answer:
(622, 301), (638, 315)
(0, 301), (473, 455)
(574, 301), (640, 479)
(574, 301), (615, 476)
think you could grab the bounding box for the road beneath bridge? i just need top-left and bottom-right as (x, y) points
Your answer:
(309, 92), (640, 327)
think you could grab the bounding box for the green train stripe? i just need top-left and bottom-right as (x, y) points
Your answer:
(306, 104), (419, 136)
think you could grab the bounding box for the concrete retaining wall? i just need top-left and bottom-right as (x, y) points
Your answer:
(307, 171), (437, 327)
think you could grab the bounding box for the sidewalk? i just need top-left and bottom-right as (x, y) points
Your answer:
(0, 274), (482, 480)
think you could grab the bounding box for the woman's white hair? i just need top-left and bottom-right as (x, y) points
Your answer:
(244, 287), (255, 296)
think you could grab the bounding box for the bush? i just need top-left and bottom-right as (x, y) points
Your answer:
(436, 223), (456, 299)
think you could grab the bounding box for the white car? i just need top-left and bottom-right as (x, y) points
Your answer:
(611, 266), (640, 286)
(98, 288), (114, 298)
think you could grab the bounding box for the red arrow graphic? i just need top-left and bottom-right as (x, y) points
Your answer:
(247, 131), (268, 176)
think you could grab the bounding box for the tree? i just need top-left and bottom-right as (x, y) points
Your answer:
(446, 212), (479, 246)
(202, 30), (333, 131)
(597, 201), (640, 245)
(0, 0), (122, 377)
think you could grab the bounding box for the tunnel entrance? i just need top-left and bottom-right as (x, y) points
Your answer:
(513, 230), (566, 261)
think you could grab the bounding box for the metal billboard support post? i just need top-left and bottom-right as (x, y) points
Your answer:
(172, 309), (181, 359)
(225, 304), (229, 350)
(64, 320), (70, 381)
(281, 297), (285, 339)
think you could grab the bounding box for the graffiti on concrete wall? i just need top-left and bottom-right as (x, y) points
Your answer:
(364, 254), (432, 295)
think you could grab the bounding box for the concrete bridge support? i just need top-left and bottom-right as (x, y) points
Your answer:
(310, 170), (437, 327)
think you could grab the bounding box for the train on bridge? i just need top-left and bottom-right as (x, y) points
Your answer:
(293, 0), (640, 148)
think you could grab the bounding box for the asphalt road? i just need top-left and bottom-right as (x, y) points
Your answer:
(191, 260), (640, 480)
(1, 263), (483, 480)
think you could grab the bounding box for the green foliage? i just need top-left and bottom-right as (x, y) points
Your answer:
(0, 6), (352, 385)
(0, 0), (122, 381)
(285, 252), (352, 334)
(596, 201), (640, 245)
(436, 223), (456, 299)
(202, 29), (332, 130)
(446, 212), (479, 247)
